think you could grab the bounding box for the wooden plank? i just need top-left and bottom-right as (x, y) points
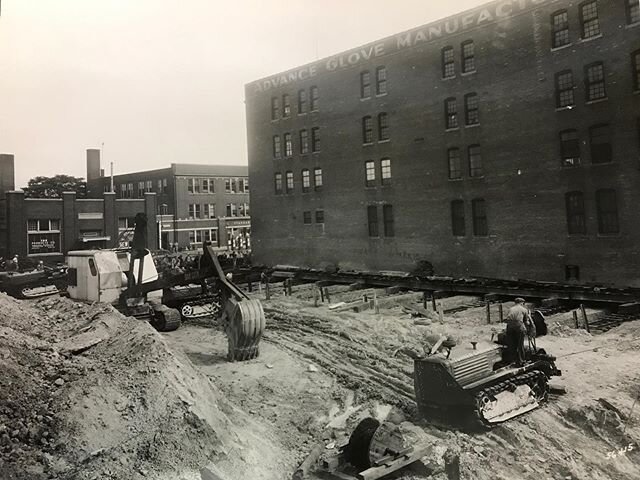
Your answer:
(357, 445), (432, 480)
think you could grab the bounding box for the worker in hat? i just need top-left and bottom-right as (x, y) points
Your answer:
(505, 297), (532, 366)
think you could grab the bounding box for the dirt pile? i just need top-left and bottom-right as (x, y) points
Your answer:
(0, 294), (282, 480)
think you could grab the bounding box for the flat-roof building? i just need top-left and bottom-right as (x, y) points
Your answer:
(245, 0), (640, 286)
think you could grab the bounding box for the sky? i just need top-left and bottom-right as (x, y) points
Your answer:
(0, 0), (489, 188)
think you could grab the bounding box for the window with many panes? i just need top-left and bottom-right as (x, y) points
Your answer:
(628, 0), (640, 24)
(465, 93), (479, 125)
(283, 94), (291, 117)
(378, 113), (389, 141)
(310, 86), (319, 111)
(362, 116), (373, 144)
(302, 169), (310, 192)
(273, 135), (281, 158)
(367, 205), (378, 237)
(472, 198), (488, 236)
(461, 40), (475, 73)
(552, 10), (570, 48)
(300, 129), (309, 154)
(381, 158), (391, 185)
(298, 89), (307, 114)
(468, 145), (483, 177)
(225, 203), (237, 217)
(580, 1), (600, 39)
(442, 47), (455, 78)
(555, 70), (575, 108)
(285, 171), (294, 193)
(445, 97), (458, 129)
(274, 173), (283, 194)
(585, 62), (606, 101)
(311, 127), (320, 152)
(590, 124), (612, 164)
(188, 204), (201, 219)
(361, 71), (371, 98)
(596, 189), (619, 234)
(315, 210), (324, 224)
(448, 148), (462, 179)
(204, 204), (216, 219)
(365, 161), (376, 186)
(201, 178), (212, 193)
(314, 168), (323, 190)
(303, 211), (312, 224)
(565, 191), (586, 234)
(271, 97), (279, 120)
(451, 200), (465, 236)
(383, 204), (394, 237)
(376, 67), (387, 95)
(560, 129), (581, 166)
(633, 50), (640, 91)
(284, 133), (293, 157)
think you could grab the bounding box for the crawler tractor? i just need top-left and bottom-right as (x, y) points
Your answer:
(65, 213), (265, 361)
(414, 316), (561, 427)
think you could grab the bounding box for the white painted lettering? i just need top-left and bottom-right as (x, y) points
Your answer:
(461, 13), (476, 28)
(477, 9), (494, 24)
(326, 58), (338, 71)
(444, 19), (459, 34)
(288, 72), (297, 82)
(496, 1), (513, 16)
(348, 52), (360, 64)
(299, 69), (309, 80)
(374, 43), (385, 56)
(414, 30), (427, 43)
(397, 33), (412, 48)
(309, 65), (318, 77)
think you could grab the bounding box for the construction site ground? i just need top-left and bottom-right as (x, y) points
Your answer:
(1, 282), (639, 480)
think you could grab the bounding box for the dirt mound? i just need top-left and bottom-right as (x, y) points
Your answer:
(0, 294), (282, 480)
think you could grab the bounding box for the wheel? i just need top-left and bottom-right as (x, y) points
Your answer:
(180, 304), (194, 319)
(152, 307), (182, 332)
(346, 418), (380, 470)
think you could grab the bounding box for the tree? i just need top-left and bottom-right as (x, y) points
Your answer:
(23, 175), (87, 198)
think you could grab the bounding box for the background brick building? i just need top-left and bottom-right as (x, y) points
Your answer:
(246, 0), (640, 286)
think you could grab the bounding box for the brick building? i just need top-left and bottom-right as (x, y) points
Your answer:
(86, 156), (251, 251)
(245, 0), (640, 286)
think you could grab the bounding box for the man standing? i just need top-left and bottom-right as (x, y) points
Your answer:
(505, 297), (532, 366)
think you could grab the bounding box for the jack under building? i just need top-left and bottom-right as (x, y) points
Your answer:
(245, 0), (640, 286)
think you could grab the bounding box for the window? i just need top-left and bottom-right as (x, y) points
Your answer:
(188, 204), (201, 219)
(551, 10), (570, 48)
(383, 205), (394, 237)
(202, 178), (214, 193)
(555, 70), (575, 108)
(302, 169), (310, 192)
(596, 189), (619, 234)
(273, 135), (281, 158)
(361, 71), (372, 98)
(560, 130), (581, 166)
(580, 1), (600, 39)
(445, 98), (458, 129)
(120, 184), (126, 198)
(628, 0), (640, 24)
(127, 183), (133, 198)
(271, 97), (280, 120)
(442, 47), (455, 78)
(472, 198), (488, 236)
(243, 178), (249, 192)
(589, 124), (612, 163)
(465, 93), (479, 125)
(315, 210), (324, 224)
(378, 113), (389, 141)
(448, 148), (462, 179)
(633, 50), (640, 91)
(461, 40), (475, 73)
(189, 229), (215, 246)
(204, 204), (216, 219)
(225, 178), (232, 193)
(284, 133), (293, 157)
(362, 116), (373, 144)
(314, 168), (323, 190)
(299, 130), (309, 154)
(159, 204), (169, 215)
(138, 181), (145, 196)
(380, 158), (391, 185)
(188, 178), (200, 193)
(565, 265), (580, 281)
(310, 86), (319, 111)
(285, 171), (294, 193)
(298, 89), (307, 114)
(451, 200), (466, 236)
(367, 206), (378, 237)
(311, 127), (320, 152)
(274, 172), (283, 194)
(146, 180), (152, 192)
(585, 62), (606, 101)
(27, 219), (62, 255)
(118, 217), (135, 230)
(282, 94), (291, 117)
(565, 191), (586, 234)
(376, 67), (387, 95)
(225, 203), (237, 217)
(162, 178), (168, 194)
(365, 161), (376, 187)
(468, 145), (483, 177)
(303, 211), (312, 224)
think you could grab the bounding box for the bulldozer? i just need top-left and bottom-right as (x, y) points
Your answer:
(65, 213), (265, 361)
(413, 313), (561, 427)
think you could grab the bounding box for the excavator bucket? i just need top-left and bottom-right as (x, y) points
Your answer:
(226, 298), (265, 361)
